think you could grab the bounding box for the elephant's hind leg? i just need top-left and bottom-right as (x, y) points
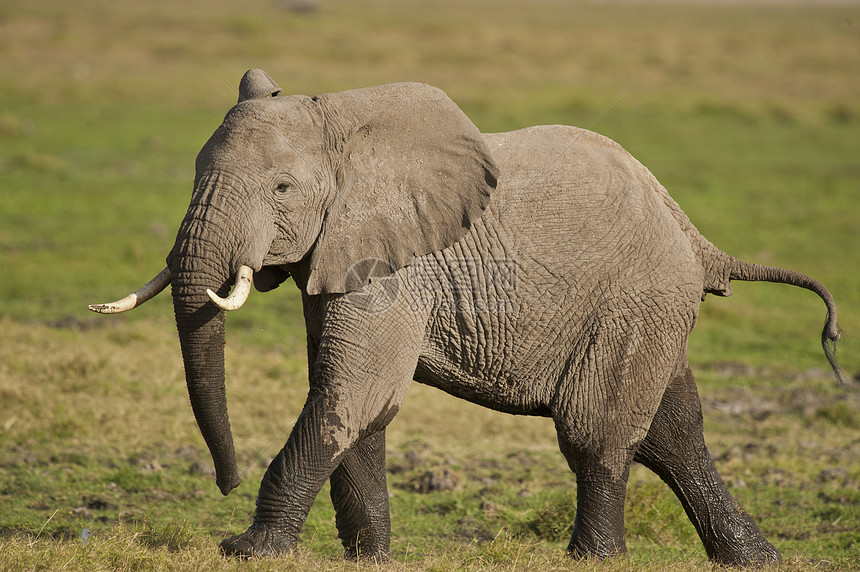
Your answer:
(550, 311), (687, 560)
(330, 429), (391, 561)
(555, 432), (630, 559)
(633, 362), (781, 566)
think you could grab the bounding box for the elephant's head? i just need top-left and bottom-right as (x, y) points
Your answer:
(90, 70), (499, 495)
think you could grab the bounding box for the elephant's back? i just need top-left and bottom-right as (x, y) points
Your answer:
(482, 125), (701, 287)
(484, 125), (659, 227)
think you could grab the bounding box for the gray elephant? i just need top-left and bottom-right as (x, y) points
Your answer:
(91, 69), (843, 566)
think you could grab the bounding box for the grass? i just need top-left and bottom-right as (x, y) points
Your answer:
(1, 0), (859, 569)
(1, 321), (858, 570)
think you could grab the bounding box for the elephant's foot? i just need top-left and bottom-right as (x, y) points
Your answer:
(567, 542), (626, 561)
(219, 525), (295, 558)
(712, 544), (781, 568)
(341, 531), (391, 562)
(710, 540), (781, 568)
(344, 546), (391, 563)
(566, 530), (626, 561)
(705, 511), (782, 567)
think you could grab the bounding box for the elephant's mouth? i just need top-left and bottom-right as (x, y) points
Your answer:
(254, 265), (292, 293)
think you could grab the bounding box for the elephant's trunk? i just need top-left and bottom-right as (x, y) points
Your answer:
(172, 271), (241, 496)
(166, 170), (266, 495)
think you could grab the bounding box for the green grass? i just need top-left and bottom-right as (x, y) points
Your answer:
(1, 0), (859, 569)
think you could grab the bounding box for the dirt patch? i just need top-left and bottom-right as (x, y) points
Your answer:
(0, 526), (79, 542)
(413, 468), (460, 493)
(702, 378), (860, 423)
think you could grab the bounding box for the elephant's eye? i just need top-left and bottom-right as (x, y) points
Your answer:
(275, 182), (292, 194)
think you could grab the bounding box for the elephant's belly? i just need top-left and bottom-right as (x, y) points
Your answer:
(413, 273), (698, 420)
(413, 352), (554, 417)
(412, 273), (594, 417)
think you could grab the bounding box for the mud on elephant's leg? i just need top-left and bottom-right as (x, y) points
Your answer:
(220, 385), (405, 559)
(221, 294), (424, 559)
(219, 391), (343, 558)
(633, 362), (781, 566)
(220, 389), (398, 558)
(330, 429), (391, 560)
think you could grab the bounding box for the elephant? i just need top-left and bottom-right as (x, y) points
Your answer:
(90, 69), (843, 566)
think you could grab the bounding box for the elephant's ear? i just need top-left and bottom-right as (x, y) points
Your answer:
(303, 82), (499, 295)
(237, 69), (281, 103)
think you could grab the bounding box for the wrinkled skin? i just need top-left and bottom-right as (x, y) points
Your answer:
(111, 70), (844, 565)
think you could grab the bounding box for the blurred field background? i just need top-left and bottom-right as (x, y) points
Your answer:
(1, 0), (858, 569)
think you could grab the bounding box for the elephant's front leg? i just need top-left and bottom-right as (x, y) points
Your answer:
(220, 292), (424, 558)
(218, 389), (359, 557)
(330, 429), (391, 560)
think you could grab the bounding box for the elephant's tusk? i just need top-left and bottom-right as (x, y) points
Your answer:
(89, 266), (172, 314)
(207, 265), (253, 311)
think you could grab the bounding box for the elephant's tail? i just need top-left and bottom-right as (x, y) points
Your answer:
(728, 258), (845, 385)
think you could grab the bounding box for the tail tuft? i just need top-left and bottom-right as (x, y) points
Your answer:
(730, 258), (845, 386)
(822, 327), (846, 387)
